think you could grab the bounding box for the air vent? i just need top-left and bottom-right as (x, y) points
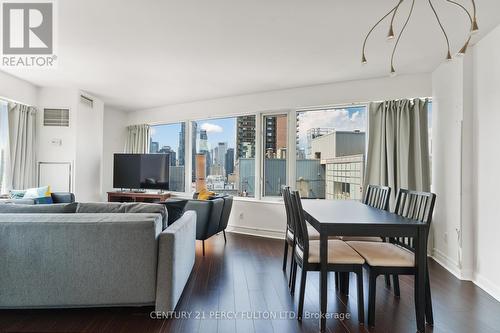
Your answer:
(43, 108), (69, 127)
(80, 95), (94, 108)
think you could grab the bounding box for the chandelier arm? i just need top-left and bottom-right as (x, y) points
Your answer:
(362, 0), (404, 61)
(389, 0), (404, 29)
(390, 0), (415, 73)
(471, 0), (477, 18)
(444, 0), (472, 26)
(428, 0), (451, 59)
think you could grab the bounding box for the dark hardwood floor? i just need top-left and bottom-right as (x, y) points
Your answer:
(1, 232), (500, 333)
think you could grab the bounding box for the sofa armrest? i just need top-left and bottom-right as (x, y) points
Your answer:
(155, 210), (196, 313)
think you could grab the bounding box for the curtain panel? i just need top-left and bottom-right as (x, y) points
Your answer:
(0, 102), (10, 194)
(8, 103), (37, 190)
(364, 99), (431, 206)
(125, 124), (150, 153)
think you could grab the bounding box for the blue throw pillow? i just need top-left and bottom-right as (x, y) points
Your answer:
(23, 186), (53, 205)
(9, 190), (26, 199)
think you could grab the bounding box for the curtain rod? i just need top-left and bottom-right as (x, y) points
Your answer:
(0, 95), (34, 107)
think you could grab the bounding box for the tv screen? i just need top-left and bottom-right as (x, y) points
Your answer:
(113, 154), (170, 190)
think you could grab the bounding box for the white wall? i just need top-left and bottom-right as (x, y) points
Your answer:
(101, 106), (127, 200)
(431, 58), (474, 279)
(126, 73), (432, 237)
(471, 24), (500, 301)
(74, 94), (104, 202)
(0, 70), (38, 106)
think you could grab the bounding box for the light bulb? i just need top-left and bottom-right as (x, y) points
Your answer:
(387, 25), (395, 40)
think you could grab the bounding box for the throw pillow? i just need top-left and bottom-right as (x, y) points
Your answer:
(161, 199), (188, 226)
(197, 188), (216, 200)
(9, 190), (26, 199)
(23, 186), (53, 204)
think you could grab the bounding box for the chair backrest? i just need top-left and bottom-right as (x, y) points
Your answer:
(283, 186), (294, 234)
(218, 195), (233, 231)
(364, 185), (391, 210)
(290, 191), (309, 261)
(392, 188), (436, 251)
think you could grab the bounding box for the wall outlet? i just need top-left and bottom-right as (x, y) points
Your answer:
(239, 213), (244, 220)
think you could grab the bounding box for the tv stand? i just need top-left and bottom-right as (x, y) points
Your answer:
(107, 191), (171, 203)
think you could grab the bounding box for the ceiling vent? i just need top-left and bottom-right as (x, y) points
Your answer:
(80, 95), (94, 108)
(43, 108), (70, 127)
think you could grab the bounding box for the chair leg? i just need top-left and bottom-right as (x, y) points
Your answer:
(335, 272), (339, 290)
(282, 241), (288, 271)
(344, 273), (350, 296)
(288, 258), (295, 288)
(384, 274), (391, 288)
(368, 272), (377, 327)
(298, 268), (307, 321)
(356, 269), (365, 324)
(393, 274), (400, 297)
(202, 240), (205, 256)
(425, 265), (434, 325)
(223, 230), (227, 243)
(291, 260), (298, 295)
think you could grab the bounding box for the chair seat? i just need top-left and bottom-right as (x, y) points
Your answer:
(341, 236), (383, 242)
(346, 241), (414, 267)
(287, 224), (339, 241)
(296, 240), (365, 265)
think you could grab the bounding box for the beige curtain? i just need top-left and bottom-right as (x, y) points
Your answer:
(125, 124), (150, 153)
(8, 103), (37, 190)
(364, 99), (430, 207)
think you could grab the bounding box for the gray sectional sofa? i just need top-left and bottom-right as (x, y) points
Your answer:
(0, 202), (196, 314)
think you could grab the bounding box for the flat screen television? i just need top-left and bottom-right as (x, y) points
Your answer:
(113, 153), (170, 190)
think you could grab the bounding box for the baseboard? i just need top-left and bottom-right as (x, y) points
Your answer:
(431, 248), (464, 280)
(226, 225), (284, 240)
(473, 273), (500, 302)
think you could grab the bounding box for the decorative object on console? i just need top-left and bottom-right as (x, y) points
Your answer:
(361, 0), (479, 75)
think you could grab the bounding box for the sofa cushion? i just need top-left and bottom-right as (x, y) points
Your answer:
(0, 202), (78, 214)
(76, 202), (168, 229)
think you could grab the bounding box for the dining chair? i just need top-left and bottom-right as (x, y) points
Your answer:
(346, 189), (436, 327)
(290, 191), (365, 323)
(282, 187), (320, 289)
(341, 184), (391, 242)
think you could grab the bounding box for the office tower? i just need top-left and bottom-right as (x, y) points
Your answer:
(236, 116), (255, 158)
(225, 148), (234, 177)
(178, 123), (185, 166)
(150, 141), (159, 153)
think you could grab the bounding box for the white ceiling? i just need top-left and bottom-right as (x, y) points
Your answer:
(3, 0), (500, 111)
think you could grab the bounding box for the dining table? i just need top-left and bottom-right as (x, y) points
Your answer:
(301, 199), (429, 332)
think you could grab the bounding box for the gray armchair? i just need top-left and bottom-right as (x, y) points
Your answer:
(183, 195), (233, 256)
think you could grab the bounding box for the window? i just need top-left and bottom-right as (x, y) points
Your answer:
(295, 106), (367, 200)
(263, 114), (288, 196)
(0, 101), (9, 194)
(149, 122), (186, 192)
(191, 116), (256, 197)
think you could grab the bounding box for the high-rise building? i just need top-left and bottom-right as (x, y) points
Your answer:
(150, 140), (159, 153)
(178, 123), (185, 166)
(225, 148), (234, 177)
(158, 145), (177, 166)
(217, 142), (227, 172)
(263, 115), (287, 158)
(191, 122), (198, 181)
(199, 129), (211, 175)
(236, 116), (255, 158)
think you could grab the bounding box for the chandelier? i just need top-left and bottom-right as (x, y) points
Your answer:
(361, 0), (479, 76)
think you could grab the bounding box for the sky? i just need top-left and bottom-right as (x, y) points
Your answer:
(296, 106), (367, 149)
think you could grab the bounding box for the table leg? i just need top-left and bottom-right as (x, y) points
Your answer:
(319, 231), (328, 332)
(415, 227), (427, 332)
